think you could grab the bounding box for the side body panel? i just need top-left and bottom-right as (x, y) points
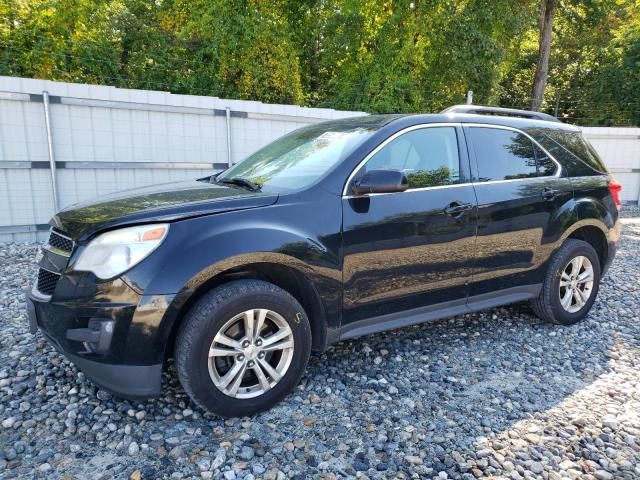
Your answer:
(468, 177), (574, 293)
(570, 175), (620, 229)
(340, 124), (478, 325)
(567, 175), (621, 273)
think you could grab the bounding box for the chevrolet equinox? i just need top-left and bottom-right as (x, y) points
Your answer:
(26, 105), (622, 416)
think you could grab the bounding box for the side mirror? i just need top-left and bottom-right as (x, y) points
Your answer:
(351, 169), (409, 195)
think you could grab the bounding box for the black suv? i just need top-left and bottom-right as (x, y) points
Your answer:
(26, 105), (622, 416)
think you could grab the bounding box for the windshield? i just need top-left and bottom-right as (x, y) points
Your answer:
(216, 122), (376, 193)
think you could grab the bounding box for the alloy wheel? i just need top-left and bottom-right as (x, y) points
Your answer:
(558, 255), (594, 313)
(207, 309), (294, 398)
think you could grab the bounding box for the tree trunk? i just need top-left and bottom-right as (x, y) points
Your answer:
(531, 0), (557, 111)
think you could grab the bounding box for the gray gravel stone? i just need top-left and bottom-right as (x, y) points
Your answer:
(127, 441), (140, 456)
(239, 446), (255, 461)
(1, 208), (640, 479)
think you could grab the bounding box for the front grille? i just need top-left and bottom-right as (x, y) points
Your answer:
(35, 228), (73, 296)
(37, 269), (60, 296)
(48, 229), (74, 254)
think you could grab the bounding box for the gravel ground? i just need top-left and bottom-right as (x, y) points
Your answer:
(1, 209), (640, 480)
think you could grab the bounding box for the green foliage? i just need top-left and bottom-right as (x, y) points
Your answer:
(173, 0), (303, 103)
(407, 166), (457, 189)
(498, 0), (639, 125)
(0, 0), (638, 125)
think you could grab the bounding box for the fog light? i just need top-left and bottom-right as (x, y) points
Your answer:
(66, 319), (114, 354)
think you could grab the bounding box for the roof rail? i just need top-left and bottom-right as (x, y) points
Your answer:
(441, 105), (561, 123)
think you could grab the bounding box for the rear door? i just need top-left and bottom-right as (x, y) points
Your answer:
(464, 125), (573, 295)
(341, 124), (478, 325)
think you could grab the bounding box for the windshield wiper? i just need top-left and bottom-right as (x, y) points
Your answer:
(216, 177), (261, 192)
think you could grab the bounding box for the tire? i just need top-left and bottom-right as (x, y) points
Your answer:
(532, 239), (601, 325)
(175, 280), (312, 417)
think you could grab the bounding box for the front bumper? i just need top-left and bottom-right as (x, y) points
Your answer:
(26, 283), (169, 399)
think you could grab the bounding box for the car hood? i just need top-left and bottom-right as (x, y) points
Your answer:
(51, 179), (278, 240)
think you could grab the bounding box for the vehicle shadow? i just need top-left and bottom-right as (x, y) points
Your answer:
(280, 294), (638, 477)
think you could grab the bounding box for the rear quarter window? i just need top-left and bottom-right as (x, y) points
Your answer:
(534, 129), (608, 176)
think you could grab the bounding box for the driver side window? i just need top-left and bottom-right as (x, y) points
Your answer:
(357, 127), (460, 189)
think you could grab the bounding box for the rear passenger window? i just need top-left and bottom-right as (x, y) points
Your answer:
(469, 127), (555, 181)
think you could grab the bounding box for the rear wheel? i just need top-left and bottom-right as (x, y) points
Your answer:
(532, 239), (601, 325)
(175, 280), (312, 417)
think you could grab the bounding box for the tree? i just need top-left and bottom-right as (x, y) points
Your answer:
(169, 0), (304, 103)
(531, 0), (557, 111)
(310, 0), (531, 112)
(499, 0), (638, 125)
(0, 0), (638, 125)
(585, 24), (640, 125)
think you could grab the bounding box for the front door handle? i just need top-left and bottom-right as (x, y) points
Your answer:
(444, 201), (473, 216)
(541, 187), (559, 201)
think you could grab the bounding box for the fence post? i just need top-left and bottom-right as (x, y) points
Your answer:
(466, 90), (473, 105)
(42, 91), (59, 212)
(225, 107), (232, 167)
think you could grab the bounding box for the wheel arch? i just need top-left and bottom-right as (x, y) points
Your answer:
(560, 219), (610, 270)
(162, 254), (331, 361)
(559, 192), (616, 272)
(566, 224), (608, 270)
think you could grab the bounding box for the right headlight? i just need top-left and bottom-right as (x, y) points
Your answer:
(74, 224), (169, 279)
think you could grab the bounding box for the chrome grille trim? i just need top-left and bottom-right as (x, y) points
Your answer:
(43, 243), (72, 258)
(48, 228), (74, 255)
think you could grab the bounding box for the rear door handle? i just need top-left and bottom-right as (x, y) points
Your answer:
(444, 201), (473, 216)
(541, 187), (559, 200)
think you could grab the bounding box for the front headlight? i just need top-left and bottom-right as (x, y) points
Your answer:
(74, 224), (169, 279)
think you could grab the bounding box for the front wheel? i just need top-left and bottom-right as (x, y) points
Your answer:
(532, 239), (601, 325)
(175, 280), (312, 417)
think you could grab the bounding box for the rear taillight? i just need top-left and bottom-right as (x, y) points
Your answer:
(608, 178), (622, 211)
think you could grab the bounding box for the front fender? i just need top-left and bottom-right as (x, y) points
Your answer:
(121, 198), (344, 355)
(157, 248), (339, 359)
(124, 203), (342, 296)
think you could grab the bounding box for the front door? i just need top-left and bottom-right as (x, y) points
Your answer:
(341, 125), (478, 326)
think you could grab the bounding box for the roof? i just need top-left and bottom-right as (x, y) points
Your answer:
(312, 106), (580, 132)
(387, 111), (580, 132)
